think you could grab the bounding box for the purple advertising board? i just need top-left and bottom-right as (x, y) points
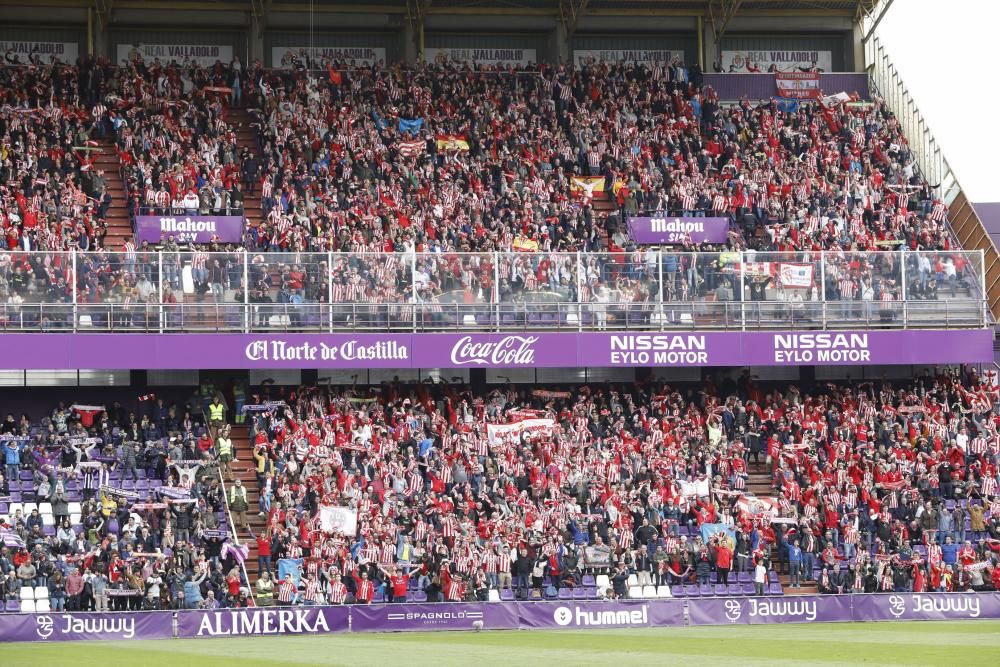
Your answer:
(0, 610), (173, 642)
(350, 602), (518, 632)
(175, 606), (349, 638)
(687, 595), (854, 626)
(516, 600), (684, 629)
(0, 329), (990, 369)
(851, 593), (1000, 622)
(134, 215), (244, 244)
(627, 215), (730, 244)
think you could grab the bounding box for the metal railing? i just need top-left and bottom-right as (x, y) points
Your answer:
(0, 248), (988, 332)
(216, 465), (256, 605)
(0, 297), (985, 333)
(866, 36), (961, 206)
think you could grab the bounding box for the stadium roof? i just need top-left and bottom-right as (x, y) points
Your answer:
(263, 0), (873, 13)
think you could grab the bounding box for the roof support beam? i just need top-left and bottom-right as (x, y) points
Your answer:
(706, 0), (743, 61)
(558, 0), (588, 40)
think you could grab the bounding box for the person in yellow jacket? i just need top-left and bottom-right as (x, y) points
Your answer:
(207, 395), (226, 440)
(229, 478), (249, 529)
(255, 571), (274, 606)
(216, 425), (234, 480)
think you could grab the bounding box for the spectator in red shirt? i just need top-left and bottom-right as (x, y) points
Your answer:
(378, 563), (421, 603)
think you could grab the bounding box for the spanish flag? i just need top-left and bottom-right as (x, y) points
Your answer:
(436, 134), (470, 151)
(569, 176), (605, 197)
(512, 235), (539, 252)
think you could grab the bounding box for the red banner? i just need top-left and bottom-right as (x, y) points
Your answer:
(775, 72), (820, 99)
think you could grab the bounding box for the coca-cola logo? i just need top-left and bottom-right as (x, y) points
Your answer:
(449, 335), (538, 366)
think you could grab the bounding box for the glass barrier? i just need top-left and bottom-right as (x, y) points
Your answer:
(0, 250), (985, 332)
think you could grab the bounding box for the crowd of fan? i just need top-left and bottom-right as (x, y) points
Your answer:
(0, 60), (115, 252)
(230, 368), (999, 604)
(3, 368), (1000, 608)
(0, 394), (254, 611)
(247, 58), (952, 258)
(1, 54), (956, 259)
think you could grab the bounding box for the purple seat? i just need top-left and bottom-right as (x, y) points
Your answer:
(411, 590), (428, 603)
(572, 587), (587, 600)
(742, 583), (756, 595)
(7, 600), (20, 611)
(584, 587), (598, 599)
(671, 585), (685, 597)
(714, 584), (727, 596)
(768, 571), (778, 583)
(557, 588), (572, 600)
(684, 585), (699, 597)
(768, 583), (783, 595)
(500, 589), (515, 601)
(727, 583), (741, 596)
(698, 584), (712, 596)
(372, 591), (384, 603)
(582, 575), (596, 587)
(738, 571), (751, 583)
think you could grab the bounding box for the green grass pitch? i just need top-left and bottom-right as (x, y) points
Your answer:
(4, 621), (999, 666)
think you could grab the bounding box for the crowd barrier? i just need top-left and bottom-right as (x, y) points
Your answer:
(2, 593), (999, 643)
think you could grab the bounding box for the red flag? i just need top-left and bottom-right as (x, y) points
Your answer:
(328, 65), (342, 86)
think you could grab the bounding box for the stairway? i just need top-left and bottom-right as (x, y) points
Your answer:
(224, 425), (267, 584)
(746, 461), (819, 596)
(91, 137), (133, 249)
(226, 107), (264, 232)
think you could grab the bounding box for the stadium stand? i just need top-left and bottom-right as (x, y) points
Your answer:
(0, 0), (998, 628)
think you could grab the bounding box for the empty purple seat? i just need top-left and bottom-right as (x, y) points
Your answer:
(582, 575), (596, 587)
(6, 600), (20, 611)
(19, 471), (32, 481)
(411, 590), (428, 603)
(699, 584), (712, 596)
(738, 571), (751, 583)
(556, 588), (571, 600)
(684, 585), (699, 597)
(714, 584), (727, 596)
(372, 591), (384, 603)
(671, 585), (685, 597)
(727, 583), (741, 596)
(584, 587), (598, 599)
(768, 571), (778, 583)
(500, 589), (515, 601)
(572, 587), (587, 600)
(742, 583), (756, 595)
(768, 583), (783, 595)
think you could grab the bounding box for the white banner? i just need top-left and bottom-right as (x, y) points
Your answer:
(722, 50), (833, 73)
(117, 43), (233, 67)
(319, 505), (358, 536)
(487, 417), (554, 444)
(821, 91), (852, 106)
(425, 47), (536, 67)
(778, 263), (814, 289)
(271, 46), (386, 68)
(0, 41), (79, 64)
(573, 49), (684, 67)
(678, 478), (711, 498)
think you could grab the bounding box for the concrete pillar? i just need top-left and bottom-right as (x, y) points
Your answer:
(248, 12), (265, 65)
(702, 22), (718, 71)
(403, 19), (418, 63)
(852, 21), (865, 71)
(94, 18), (110, 60)
(555, 22), (569, 65)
